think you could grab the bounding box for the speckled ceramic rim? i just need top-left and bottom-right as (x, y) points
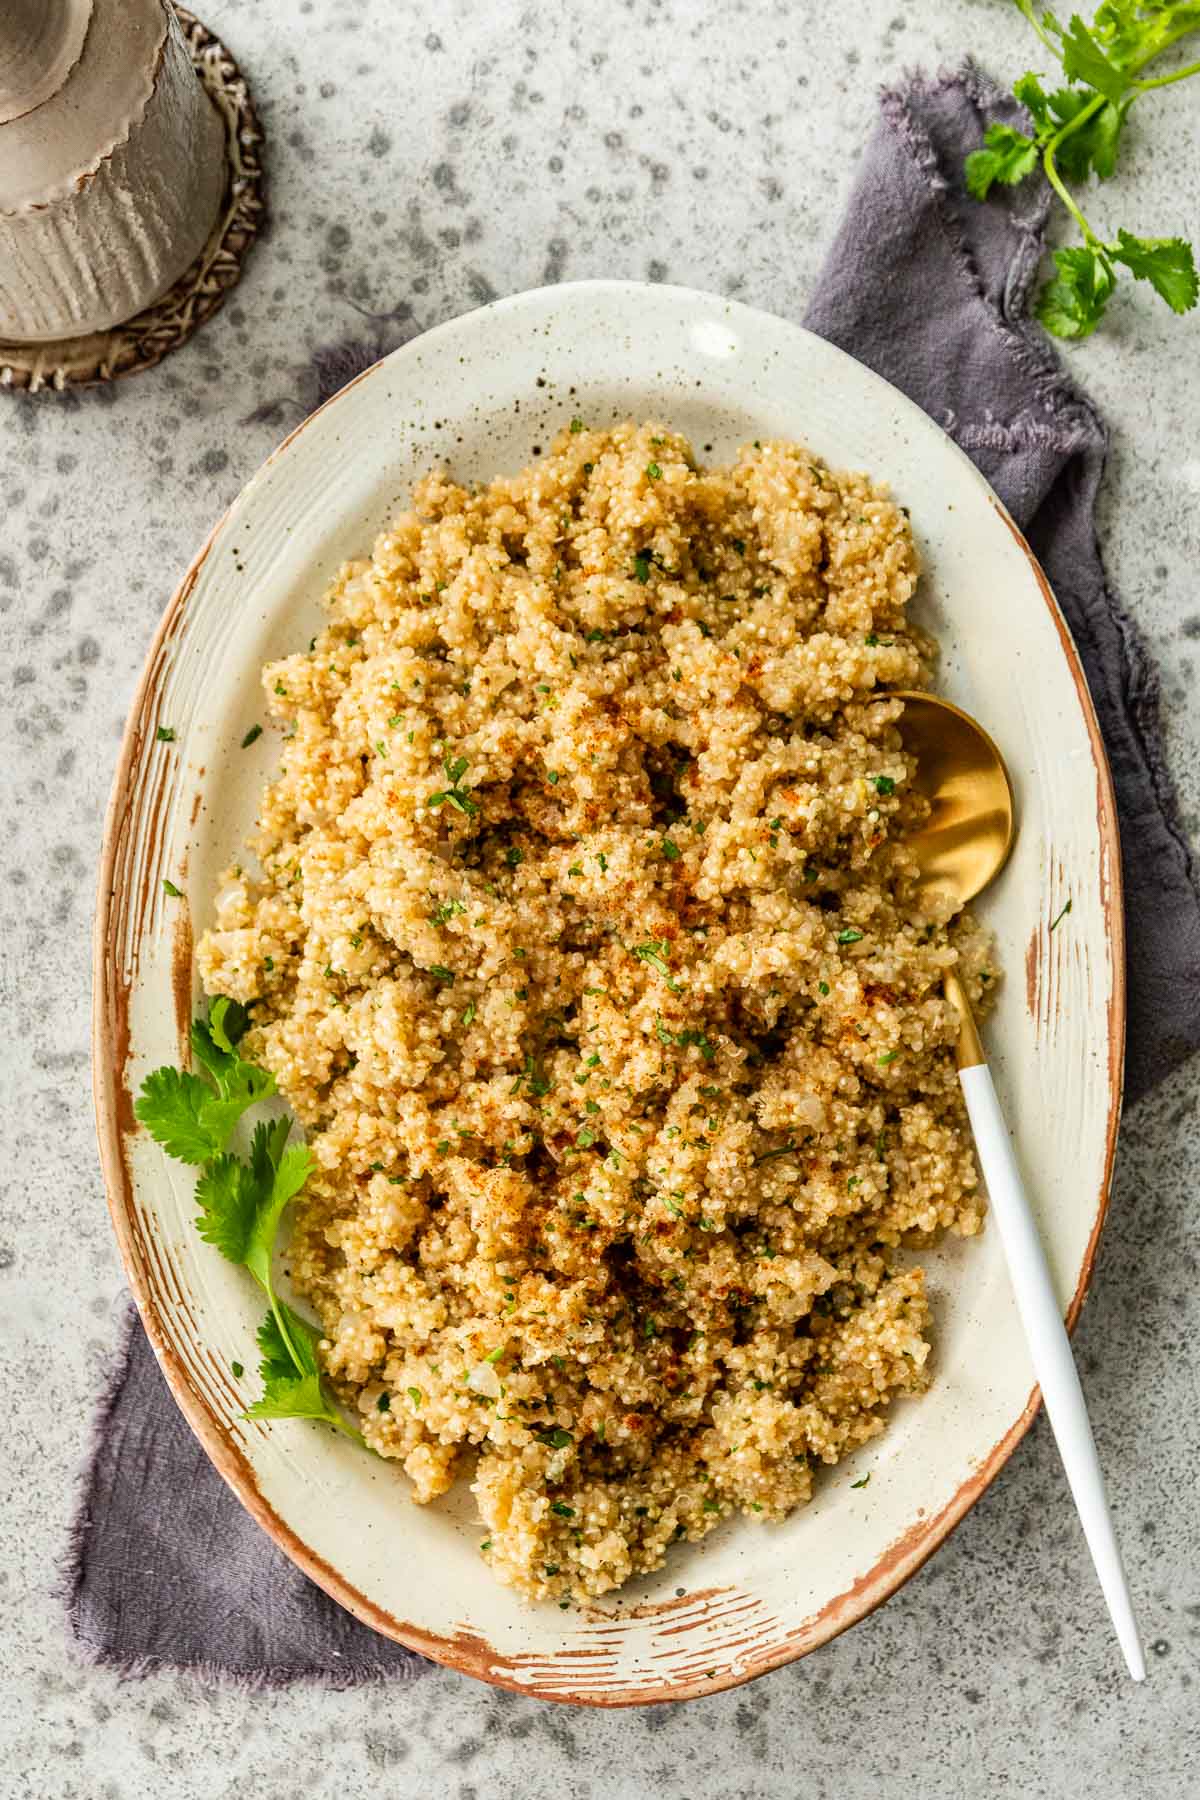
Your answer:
(92, 282), (1125, 1705)
(0, 7), (265, 394)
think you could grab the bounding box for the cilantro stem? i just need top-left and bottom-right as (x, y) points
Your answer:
(267, 1284), (306, 1378)
(1013, 0), (1056, 55)
(327, 1413), (366, 1447)
(1135, 57), (1200, 94)
(1042, 93), (1107, 247)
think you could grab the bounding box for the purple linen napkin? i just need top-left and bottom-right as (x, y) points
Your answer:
(68, 64), (1200, 1685)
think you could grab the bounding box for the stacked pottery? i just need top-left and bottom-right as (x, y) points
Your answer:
(0, 0), (226, 343)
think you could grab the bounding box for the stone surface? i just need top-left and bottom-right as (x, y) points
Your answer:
(0, 1), (1196, 1795)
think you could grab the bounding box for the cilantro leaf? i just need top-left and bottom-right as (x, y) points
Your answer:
(134, 1066), (229, 1164)
(208, 995), (250, 1053)
(1013, 69), (1056, 132)
(1035, 245), (1117, 338)
(245, 1307), (360, 1440)
(1049, 92), (1128, 180)
(247, 1143), (313, 1285)
(1111, 230), (1199, 313)
(965, 123), (1039, 199)
(1057, 13), (1132, 102)
(244, 1369), (334, 1423)
(188, 1013), (276, 1145)
(193, 1153), (259, 1261)
(256, 1303), (321, 1382)
(192, 1124), (311, 1288)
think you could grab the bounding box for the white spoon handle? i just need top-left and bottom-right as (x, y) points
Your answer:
(958, 1061), (1145, 1682)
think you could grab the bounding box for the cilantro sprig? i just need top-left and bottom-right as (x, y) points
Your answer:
(135, 1000), (362, 1443)
(966, 2), (1200, 338)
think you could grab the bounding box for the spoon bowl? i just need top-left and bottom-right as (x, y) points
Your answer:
(892, 691), (1016, 909)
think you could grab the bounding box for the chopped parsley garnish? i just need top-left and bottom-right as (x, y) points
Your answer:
(240, 724), (263, 748)
(427, 964), (455, 983)
(570, 417), (585, 433)
(850, 1473), (871, 1489)
(427, 752), (479, 817)
(837, 927), (864, 945)
(632, 551), (653, 584)
(753, 1140), (799, 1166)
(646, 462), (663, 481)
(873, 775), (896, 796)
(1050, 897), (1073, 932)
(162, 878), (183, 898)
(550, 1501), (575, 1518)
(632, 939), (682, 992)
(155, 725), (176, 743)
(377, 1392), (391, 1412)
(536, 1427), (573, 1449)
(462, 1000), (477, 1027)
(660, 836), (681, 861)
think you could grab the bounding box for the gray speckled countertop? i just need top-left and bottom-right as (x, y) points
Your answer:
(2, 1), (1198, 1795)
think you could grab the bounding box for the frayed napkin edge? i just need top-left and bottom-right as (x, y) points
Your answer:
(58, 1300), (425, 1690)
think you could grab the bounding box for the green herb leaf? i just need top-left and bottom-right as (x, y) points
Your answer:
(243, 1368), (341, 1428)
(632, 939), (682, 992)
(155, 725), (176, 743)
(537, 1427), (574, 1449)
(1013, 68), (1056, 133)
(1036, 246), (1116, 339)
(241, 723), (263, 749)
(1057, 13), (1131, 103)
(162, 879), (183, 898)
(964, 122), (1039, 199)
(836, 927), (864, 945)
(1110, 230), (1199, 314)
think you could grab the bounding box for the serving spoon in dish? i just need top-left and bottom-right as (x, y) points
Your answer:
(891, 690), (1145, 1683)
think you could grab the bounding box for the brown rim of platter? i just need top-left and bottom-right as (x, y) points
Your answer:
(0, 7), (265, 395)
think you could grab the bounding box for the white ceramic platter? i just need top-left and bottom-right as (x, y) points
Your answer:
(94, 280), (1123, 1705)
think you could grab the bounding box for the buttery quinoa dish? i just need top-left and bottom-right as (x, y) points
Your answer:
(197, 419), (996, 1603)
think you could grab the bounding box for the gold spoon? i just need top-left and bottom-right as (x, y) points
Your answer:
(889, 690), (1144, 1684)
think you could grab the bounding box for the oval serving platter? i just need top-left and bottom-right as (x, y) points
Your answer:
(94, 280), (1123, 1706)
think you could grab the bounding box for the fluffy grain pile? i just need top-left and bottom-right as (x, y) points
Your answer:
(197, 419), (995, 1601)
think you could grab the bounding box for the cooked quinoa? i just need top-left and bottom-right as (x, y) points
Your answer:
(197, 419), (995, 1602)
